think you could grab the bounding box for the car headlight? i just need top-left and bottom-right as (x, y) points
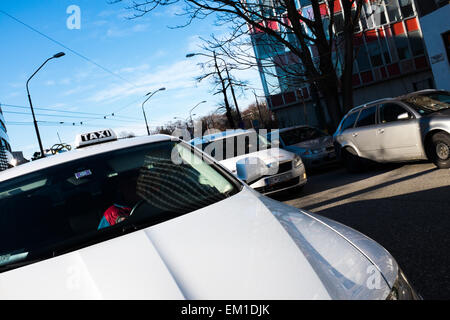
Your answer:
(386, 269), (421, 300)
(294, 155), (303, 168)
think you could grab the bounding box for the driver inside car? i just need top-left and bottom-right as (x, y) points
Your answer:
(97, 170), (141, 230)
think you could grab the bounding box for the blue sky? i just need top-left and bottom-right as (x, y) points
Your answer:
(0, 0), (263, 158)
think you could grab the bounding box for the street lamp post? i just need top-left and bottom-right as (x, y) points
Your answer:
(174, 116), (194, 129)
(26, 52), (65, 158)
(142, 87), (166, 135)
(189, 100), (207, 127)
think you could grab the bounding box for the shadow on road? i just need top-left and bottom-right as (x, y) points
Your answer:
(301, 167), (437, 212)
(270, 161), (433, 203)
(314, 185), (450, 300)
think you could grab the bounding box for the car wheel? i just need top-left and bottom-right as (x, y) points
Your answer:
(427, 132), (450, 169)
(343, 147), (364, 173)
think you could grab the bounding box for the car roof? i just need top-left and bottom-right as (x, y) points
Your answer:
(0, 134), (175, 183)
(346, 89), (446, 114)
(190, 129), (255, 145)
(397, 89), (447, 100)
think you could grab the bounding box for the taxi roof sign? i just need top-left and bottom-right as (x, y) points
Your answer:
(75, 129), (118, 149)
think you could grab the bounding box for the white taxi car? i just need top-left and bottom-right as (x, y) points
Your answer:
(0, 129), (419, 299)
(190, 129), (307, 195)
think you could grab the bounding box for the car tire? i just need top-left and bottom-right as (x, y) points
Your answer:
(427, 132), (450, 169)
(343, 147), (364, 173)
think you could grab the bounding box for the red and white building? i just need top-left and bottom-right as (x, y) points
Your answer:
(250, 0), (439, 129)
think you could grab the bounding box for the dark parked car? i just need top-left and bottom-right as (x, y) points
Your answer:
(266, 125), (337, 169)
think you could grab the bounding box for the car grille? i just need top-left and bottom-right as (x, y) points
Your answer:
(278, 161), (293, 174)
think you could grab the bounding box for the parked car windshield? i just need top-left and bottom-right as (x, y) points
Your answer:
(0, 140), (239, 272)
(402, 91), (450, 115)
(198, 132), (271, 161)
(280, 127), (327, 145)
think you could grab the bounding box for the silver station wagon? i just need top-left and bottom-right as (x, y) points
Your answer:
(334, 89), (450, 171)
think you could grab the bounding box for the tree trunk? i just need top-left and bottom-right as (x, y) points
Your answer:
(317, 77), (342, 133)
(214, 52), (236, 129)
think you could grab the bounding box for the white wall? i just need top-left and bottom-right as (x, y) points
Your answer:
(420, 5), (450, 91)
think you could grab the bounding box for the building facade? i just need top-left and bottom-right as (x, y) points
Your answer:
(0, 105), (13, 171)
(419, 2), (450, 91)
(250, 0), (437, 130)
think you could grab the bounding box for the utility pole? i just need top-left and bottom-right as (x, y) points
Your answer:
(26, 52), (65, 158)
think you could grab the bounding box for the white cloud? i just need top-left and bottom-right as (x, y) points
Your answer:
(87, 59), (204, 103)
(119, 64), (150, 74)
(187, 35), (203, 52)
(106, 23), (151, 38)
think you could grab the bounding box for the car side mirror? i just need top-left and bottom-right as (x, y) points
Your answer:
(236, 157), (269, 184)
(397, 112), (410, 120)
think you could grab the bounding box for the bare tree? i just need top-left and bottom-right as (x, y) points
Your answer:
(111, 0), (367, 130)
(195, 51), (237, 128)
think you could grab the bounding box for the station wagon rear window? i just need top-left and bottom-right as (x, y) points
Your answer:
(0, 141), (239, 272)
(402, 91), (450, 115)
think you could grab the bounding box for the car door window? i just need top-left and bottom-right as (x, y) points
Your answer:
(355, 106), (377, 128)
(379, 103), (413, 124)
(340, 111), (360, 132)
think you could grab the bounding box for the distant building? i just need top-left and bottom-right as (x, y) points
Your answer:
(418, 2), (450, 91)
(250, 0), (436, 129)
(0, 105), (13, 171)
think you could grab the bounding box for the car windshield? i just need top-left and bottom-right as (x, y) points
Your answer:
(280, 127), (327, 145)
(198, 132), (271, 161)
(402, 91), (450, 115)
(0, 141), (239, 272)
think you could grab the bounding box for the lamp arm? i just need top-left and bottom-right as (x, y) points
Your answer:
(26, 57), (53, 91)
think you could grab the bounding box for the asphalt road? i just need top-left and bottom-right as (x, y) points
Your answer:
(271, 161), (450, 300)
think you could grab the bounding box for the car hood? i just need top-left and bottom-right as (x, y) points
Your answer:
(219, 148), (295, 173)
(288, 136), (333, 150)
(0, 188), (394, 300)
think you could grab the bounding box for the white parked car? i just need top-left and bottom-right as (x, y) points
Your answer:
(0, 129), (419, 299)
(190, 129), (307, 195)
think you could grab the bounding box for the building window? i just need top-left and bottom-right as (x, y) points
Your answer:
(408, 30), (425, 56)
(0, 120), (6, 133)
(334, 12), (344, 34)
(299, 0), (312, 7)
(399, 0), (415, 19)
(367, 41), (383, 67)
(386, 0), (401, 22)
(378, 31), (392, 64)
(395, 34), (412, 60)
(355, 45), (371, 71)
(443, 31), (450, 64)
(372, 1), (387, 26)
(254, 34), (284, 59)
(413, 78), (435, 91)
(362, 1), (375, 29)
(353, 8), (361, 32)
